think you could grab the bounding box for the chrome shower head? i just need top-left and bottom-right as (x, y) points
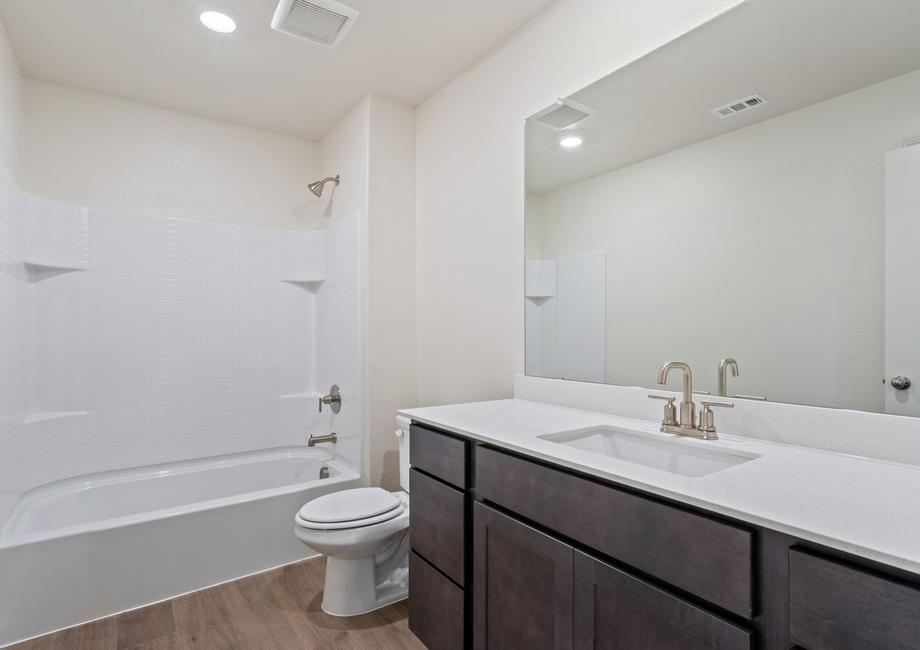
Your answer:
(308, 175), (340, 197)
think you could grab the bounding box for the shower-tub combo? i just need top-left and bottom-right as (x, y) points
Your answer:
(0, 173), (364, 646)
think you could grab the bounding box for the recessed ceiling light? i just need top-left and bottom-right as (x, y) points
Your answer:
(559, 135), (583, 148)
(200, 10), (237, 33)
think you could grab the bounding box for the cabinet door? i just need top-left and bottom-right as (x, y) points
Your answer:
(473, 503), (574, 650)
(574, 552), (751, 650)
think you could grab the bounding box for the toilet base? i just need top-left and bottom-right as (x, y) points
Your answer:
(320, 533), (409, 617)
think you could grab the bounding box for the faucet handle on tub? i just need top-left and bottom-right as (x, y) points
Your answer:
(698, 400), (734, 439)
(648, 394), (678, 427)
(318, 384), (342, 414)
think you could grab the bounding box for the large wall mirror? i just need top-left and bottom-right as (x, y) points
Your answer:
(524, 0), (920, 416)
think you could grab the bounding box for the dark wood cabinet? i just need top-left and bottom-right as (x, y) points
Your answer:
(574, 552), (750, 649)
(407, 421), (920, 650)
(473, 503), (574, 650)
(476, 445), (753, 618)
(408, 426), (471, 649)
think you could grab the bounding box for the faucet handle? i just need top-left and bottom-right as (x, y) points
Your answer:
(698, 400), (734, 437)
(648, 394), (678, 427)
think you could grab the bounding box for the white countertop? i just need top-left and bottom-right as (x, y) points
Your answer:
(400, 398), (920, 575)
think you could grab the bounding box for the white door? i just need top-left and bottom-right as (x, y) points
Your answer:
(884, 146), (920, 416)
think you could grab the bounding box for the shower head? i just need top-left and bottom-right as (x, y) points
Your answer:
(308, 175), (340, 197)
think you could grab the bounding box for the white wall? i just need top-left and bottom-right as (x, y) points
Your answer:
(319, 97), (370, 223)
(22, 80), (320, 230)
(367, 96), (416, 490)
(0, 18), (20, 178)
(537, 68), (920, 411)
(415, 0), (745, 407)
(320, 95), (416, 489)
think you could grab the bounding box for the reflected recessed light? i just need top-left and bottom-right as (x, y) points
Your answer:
(200, 10), (237, 33)
(559, 136), (583, 148)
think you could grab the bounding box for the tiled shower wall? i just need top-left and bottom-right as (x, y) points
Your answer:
(0, 167), (27, 525)
(0, 179), (362, 529)
(525, 251), (606, 383)
(316, 214), (363, 465)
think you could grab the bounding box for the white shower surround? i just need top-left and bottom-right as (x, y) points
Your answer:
(0, 163), (366, 644)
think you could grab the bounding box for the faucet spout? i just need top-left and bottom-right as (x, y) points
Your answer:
(657, 361), (692, 401)
(307, 433), (338, 447)
(657, 361), (696, 429)
(718, 358), (739, 396)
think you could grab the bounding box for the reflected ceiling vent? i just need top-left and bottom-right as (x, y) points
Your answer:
(271, 0), (359, 48)
(711, 94), (768, 119)
(531, 99), (596, 130)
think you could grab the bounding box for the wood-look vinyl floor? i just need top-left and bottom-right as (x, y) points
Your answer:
(11, 557), (425, 650)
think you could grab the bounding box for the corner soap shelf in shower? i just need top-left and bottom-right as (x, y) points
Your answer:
(281, 276), (325, 292)
(23, 259), (89, 283)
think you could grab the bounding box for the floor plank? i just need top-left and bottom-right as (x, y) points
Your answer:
(117, 601), (175, 650)
(10, 557), (424, 650)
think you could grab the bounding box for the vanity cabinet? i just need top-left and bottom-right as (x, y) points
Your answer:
(407, 422), (920, 650)
(471, 502), (749, 650)
(476, 445), (753, 618)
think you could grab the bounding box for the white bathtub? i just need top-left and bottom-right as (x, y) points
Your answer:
(0, 447), (360, 647)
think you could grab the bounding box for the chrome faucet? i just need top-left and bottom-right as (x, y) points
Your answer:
(650, 361), (733, 440)
(718, 358), (739, 396)
(307, 433), (338, 447)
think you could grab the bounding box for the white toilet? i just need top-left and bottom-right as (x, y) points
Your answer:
(294, 417), (411, 616)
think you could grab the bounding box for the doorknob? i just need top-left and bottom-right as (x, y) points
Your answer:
(890, 376), (912, 390)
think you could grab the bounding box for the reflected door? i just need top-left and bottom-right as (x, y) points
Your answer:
(884, 145), (920, 416)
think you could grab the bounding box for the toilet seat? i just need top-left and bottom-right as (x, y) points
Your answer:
(296, 488), (405, 531)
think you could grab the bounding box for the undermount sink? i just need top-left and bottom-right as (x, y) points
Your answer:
(539, 426), (758, 478)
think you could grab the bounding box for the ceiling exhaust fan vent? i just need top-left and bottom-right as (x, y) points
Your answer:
(711, 94), (769, 119)
(531, 99), (596, 131)
(271, 0), (359, 48)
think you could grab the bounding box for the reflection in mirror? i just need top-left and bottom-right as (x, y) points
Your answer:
(525, 0), (920, 416)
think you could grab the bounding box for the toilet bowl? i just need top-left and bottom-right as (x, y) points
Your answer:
(293, 417), (412, 616)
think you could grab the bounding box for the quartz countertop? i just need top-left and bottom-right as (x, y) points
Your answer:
(399, 398), (920, 575)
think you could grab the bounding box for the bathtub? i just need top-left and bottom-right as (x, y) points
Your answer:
(0, 447), (360, 647)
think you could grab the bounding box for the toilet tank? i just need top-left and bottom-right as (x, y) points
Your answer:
(396, 415), (411, 491)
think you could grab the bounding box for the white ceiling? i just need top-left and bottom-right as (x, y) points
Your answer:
(0, 0), (555, 140)
(527, 0), (920, 195)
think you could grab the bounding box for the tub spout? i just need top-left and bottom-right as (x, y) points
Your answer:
(307, 433), (338, 447)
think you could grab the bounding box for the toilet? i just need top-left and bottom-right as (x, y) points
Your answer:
(294, 416), (411, 616)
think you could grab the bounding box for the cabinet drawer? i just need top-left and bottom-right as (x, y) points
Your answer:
(575, 552), (750, 649)
(410, 423), (468, 489)
(789, 549), (920, 649)
(475, 446), (753, 618)
(409, 552), (465, 650)
(409, 468), (466, 585)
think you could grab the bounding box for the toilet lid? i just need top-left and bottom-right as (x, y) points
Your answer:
(297, 487), (401, 524)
